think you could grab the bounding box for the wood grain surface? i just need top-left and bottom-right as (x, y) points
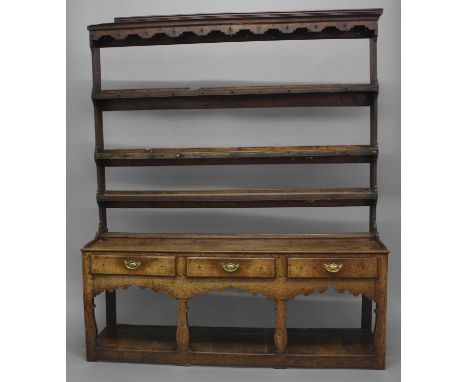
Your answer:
(287, 257), (378, 278)
(186, 257), (275, 278)
(91, 254), (175, 276)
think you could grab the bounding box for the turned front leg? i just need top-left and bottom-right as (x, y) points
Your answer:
(274, 299), (287, 353)
(176, 298), (189, 351)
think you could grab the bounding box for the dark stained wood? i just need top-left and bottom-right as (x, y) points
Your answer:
(91, 47), (107, 234)
(89, 9), (383, 48)
(95, 347), (376, 368)
(105, 291), (116, 328)
(90, 48), (101, 92)
(361, 295), (373, 331)
(96, 145), (378, 166)
(369, 37), (378, 233)
(90, 29), (377, 49)
(83, 8), (388, 370)
(92, 84), (378, 111)
(97, 188), (377, 208)
(94, 84), (377, 99)
(113, 9), (383, 24)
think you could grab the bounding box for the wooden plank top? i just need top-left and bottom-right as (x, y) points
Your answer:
(83, 232), (388, 254)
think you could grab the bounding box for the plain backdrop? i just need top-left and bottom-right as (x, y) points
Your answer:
(67, 1), (400, 381)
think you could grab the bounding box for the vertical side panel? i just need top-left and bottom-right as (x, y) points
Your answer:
(369, 37), (378, 233)
(374, 255), (388, 369)
(91, 47), (101, 91)
(91, 47), (107, 233)
(82, 252), (97, 361)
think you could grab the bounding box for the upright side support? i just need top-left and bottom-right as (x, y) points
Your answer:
(91, 47), (108, 234)
(374, 255), (388, 369)
(362, 35), (379, 333)
(92, 47), (114, 326)
(82, 253), (97, 361)
(369, 36), (378, 234)
(176, 298), (190, 351)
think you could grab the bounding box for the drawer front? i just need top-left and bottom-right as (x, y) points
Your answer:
(187, 257), (275, 278)
(288, 257), (377, 278)
(91, 254), (175, 276)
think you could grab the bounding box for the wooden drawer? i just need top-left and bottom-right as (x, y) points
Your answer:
(91, 254), (175, 276)
(187, 257), (275, 278)
(287, 257), (377, 278)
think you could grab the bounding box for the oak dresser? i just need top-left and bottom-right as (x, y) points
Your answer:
(82, 8), (389, 369)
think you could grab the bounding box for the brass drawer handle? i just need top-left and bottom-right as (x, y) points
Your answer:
(323, 263), (343, 273)
(222, 262), (240, 272)
(124, 260), (142, 270)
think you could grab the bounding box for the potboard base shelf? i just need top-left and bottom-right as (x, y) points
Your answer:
(94, 324), (378, 368)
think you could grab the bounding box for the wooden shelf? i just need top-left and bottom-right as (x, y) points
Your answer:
(95, 324), (374, 367)
(88, 9), (382, 48)
(97, 188), (377, 208)
(92, 84), (378, 110)
(95, 145), (378, 166)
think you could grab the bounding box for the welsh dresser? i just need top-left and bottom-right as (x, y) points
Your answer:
(82, 8), (389, 369)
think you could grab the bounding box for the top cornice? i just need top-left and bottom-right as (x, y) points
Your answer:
(88, 9), (383, 47)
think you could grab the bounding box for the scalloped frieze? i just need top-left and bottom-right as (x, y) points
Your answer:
(90, 21), (376, 44)
(92, 276), (376, 302)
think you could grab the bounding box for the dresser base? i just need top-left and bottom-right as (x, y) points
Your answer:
(82, 233), (388, 369)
